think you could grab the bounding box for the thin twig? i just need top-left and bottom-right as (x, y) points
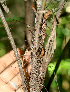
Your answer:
(46, 39), (70, 91)
(0, 7), (28, 92)
(56, 0), (65, 20)
(0, 0), (9, 13)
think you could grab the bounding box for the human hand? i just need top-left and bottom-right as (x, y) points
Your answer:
(0, 48), (31, 92)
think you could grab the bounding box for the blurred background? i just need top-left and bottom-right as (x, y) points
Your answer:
(0, 0), (70, 92)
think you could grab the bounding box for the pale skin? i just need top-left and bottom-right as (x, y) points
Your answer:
(0, 48), (31, 92)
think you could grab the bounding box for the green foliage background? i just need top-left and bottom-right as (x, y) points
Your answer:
(0, 0), (70, 92)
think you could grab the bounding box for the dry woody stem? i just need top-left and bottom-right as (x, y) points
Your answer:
(0, 6), (28, 92)
(0, 0), (66, 91)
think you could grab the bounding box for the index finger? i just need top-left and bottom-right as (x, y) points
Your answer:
(0, 48), (20, 73)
